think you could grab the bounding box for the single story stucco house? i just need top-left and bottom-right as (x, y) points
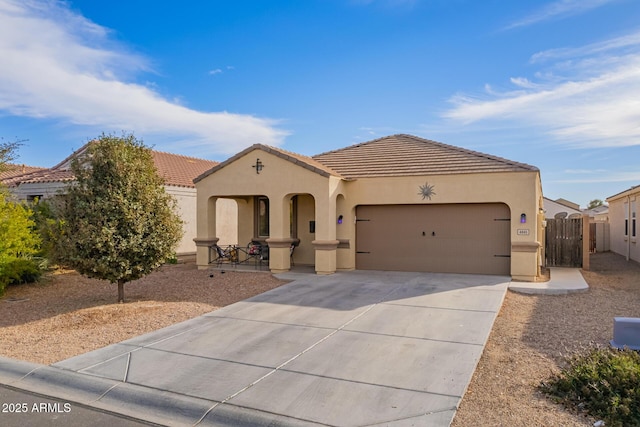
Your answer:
(3, 143), (237, 256)
(194, 134), (544, 281)
(607, 184), (639, 263)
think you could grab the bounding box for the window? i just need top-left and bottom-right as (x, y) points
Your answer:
(27, 195), (43, 203)
(254, 196), (298, 239)
(624, 201), (629, 237)
(632, 201), (637, 238)
(290, 196), (298, 238)
(255, 196), (269, 237)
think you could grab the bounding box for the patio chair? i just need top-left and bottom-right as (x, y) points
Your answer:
(212, 245), (238, 267)
(247, 241), (269, 268)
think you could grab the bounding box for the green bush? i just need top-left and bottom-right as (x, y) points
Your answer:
(0, 190), (42, 296)
(0, 258), (42, 284)
(0, 258), (42, 296)
(540, 347), (640, 427)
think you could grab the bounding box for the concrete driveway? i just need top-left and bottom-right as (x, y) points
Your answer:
(3, 271), (509, 426)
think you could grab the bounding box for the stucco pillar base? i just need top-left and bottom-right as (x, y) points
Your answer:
(313, 240), (339, 275)
(511, 241), (541, 281)
(266, 238), (295, 273)
(194, 238), (219, 270)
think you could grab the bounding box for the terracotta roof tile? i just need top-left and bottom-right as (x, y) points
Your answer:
(9, 143), (218, 189)
(0, 164), (47, 187)
(150, 151), (218, 188)
(312, 134), (538, 178)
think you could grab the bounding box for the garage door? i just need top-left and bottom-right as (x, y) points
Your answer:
(355, 203), (511, 275)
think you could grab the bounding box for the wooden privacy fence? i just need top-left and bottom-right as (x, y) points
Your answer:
(545, 218), (583, 267)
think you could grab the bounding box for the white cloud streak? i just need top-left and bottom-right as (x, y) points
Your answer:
(443, 30), (640, 149)
(505, 0), (619, 30)
(0, 0), (287, 156)
(553, 170), (640, 183)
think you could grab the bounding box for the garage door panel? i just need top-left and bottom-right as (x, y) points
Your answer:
(356, 204), (510, 275)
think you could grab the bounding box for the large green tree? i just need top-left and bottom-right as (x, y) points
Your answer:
(58, 133), (183, 303)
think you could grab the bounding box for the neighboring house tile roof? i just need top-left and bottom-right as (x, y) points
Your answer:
(151, 151), (218, 188)
(312, 134), (539, 178)
(194, 144), (344, 183)
(7, 143), (217, 189)
(0, 164), (47, 187)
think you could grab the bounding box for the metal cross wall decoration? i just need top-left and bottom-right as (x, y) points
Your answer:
(252, 158), (264, 174)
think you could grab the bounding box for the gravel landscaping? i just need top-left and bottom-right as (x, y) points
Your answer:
(1, 252), (638, 425)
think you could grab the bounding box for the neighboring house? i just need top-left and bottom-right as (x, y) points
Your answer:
(543, 197), (582, 219)
(607, 185), (639, 263)
(194, 134), (544, 281)
(0, 164), (47, 188)
(583, 204), (609, 222)
(3, 143), (236, 257)
(554, 198), (580, 211)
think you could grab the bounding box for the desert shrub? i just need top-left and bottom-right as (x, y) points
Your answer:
(540, 347), (640, 427)
(0, 258), (42, 285)
(0, 190), (42, 295)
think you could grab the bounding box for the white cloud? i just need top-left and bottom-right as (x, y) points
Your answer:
(443, 30), (640, 149)
(505, 0), (619, 30)
(553, 170), (640, 183)
(0, 0), (287, 156)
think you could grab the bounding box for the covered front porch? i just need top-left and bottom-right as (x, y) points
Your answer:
(193, 145), (351, 275)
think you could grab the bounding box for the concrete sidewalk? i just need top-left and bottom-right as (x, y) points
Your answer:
(1, 271), (510, 427)
(508, 267), (589, 295)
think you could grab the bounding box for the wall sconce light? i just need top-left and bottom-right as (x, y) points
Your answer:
(337, 215), (343, 224)
(252, 158), (264, 174)
(520, 213), (527, 223)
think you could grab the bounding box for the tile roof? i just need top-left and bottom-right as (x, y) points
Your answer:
(151, 151), (218, 188)
(8, 143), (218, 189)
(194, 144), (343, 183)
(0, 164), (47, 187)
(312, 134), (539, 178)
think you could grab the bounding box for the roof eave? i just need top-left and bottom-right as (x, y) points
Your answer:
(606, 184), (640, 202)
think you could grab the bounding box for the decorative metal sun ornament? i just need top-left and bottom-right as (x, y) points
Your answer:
(418, 182), (436, 200)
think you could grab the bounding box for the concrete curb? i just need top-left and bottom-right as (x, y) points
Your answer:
(0, 356), (219, 427)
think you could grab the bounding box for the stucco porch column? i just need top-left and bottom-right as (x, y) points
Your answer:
(312, 240), (340, 274)
(266, 238), (295, 273)
(195, 196), (218, 269)
(265, 195), (294, 273)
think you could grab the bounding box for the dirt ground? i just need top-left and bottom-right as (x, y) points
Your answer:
(0, 264), (289, 364)
(452, 252), (640, 426)
(1, 252), (639, 425)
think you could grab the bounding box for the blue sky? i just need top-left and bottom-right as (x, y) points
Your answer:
(1, 0), (639, 207)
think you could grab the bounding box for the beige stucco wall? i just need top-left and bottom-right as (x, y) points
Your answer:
(166, 186), (236, 255)
(334, 171), (542, 280)
(195, 146), (543, 280)
(608, 188), (639, 262)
